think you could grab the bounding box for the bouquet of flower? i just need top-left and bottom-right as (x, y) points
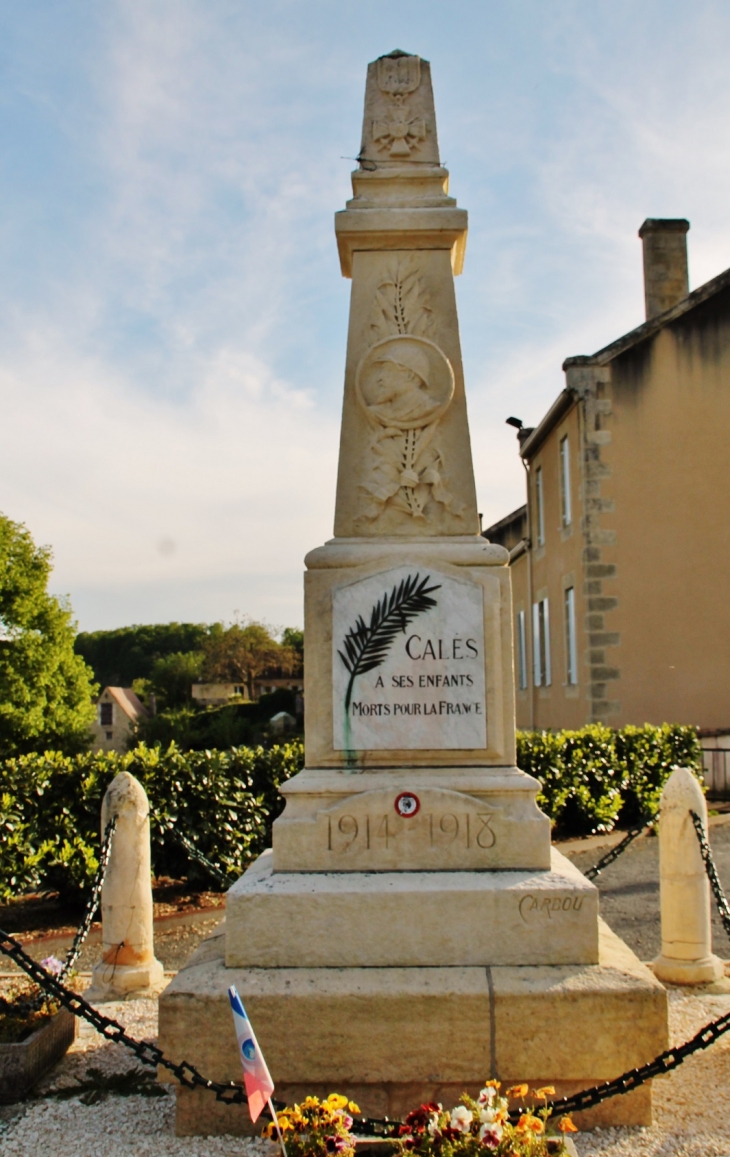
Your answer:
(396, 1083), (578, 1157)
(263, 1093), (361, 1157)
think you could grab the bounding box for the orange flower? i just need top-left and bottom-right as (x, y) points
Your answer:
(516, 1113), (544, 1134)
(535, 1086), (555, 1098)
(484, 1080), (501, 1089)
(506, 1084), (529, 1099)
(558, 1116), (579, 1134)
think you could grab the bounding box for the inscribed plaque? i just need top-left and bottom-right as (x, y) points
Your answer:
(332, 566), (486, 750)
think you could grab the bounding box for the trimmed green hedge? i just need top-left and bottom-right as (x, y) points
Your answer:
(0, 724), (702, 902)
(517, 723), (702, 837)
(0, 741), (304, 902)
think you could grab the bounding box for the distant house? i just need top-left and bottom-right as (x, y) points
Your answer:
(91, 687), (150, 752)
(192, 677), (304, 707)
(191, 683), (248, 706)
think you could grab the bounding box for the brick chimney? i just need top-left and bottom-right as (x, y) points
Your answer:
(638, 218), (690, 320)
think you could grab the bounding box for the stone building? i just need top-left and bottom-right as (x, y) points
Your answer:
(91, 686), (149, 752)
(486, 219), (730, 735)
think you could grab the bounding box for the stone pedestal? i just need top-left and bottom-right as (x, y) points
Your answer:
(159, 920), (665, 1135)
(158, 49), (668, 1132)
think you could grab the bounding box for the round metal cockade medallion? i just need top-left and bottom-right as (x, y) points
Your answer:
(394, 792), (420, 818)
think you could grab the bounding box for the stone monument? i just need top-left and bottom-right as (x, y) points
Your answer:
(159, 51), (668, 1135)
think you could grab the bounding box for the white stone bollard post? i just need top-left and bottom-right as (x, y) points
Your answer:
(652, 766), (724, 985)
(86, 771), (165, 1002)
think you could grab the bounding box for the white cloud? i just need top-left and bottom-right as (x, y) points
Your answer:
(3, 1), (730, 628)
(0, 325), (338, 620)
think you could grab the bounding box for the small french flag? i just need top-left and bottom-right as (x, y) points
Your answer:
(228, 986), (275, 1124)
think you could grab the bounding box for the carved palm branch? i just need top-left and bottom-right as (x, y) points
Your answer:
(338, 573), (441, 710)
(371, 259), (435, 340)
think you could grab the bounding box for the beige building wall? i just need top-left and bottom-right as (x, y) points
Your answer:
(606, 294), (730, 728)
(501, 273), (730, 733)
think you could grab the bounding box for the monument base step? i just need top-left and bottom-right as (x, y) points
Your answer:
(158, 920), (667, 1134)
(226, 847), (598, 967)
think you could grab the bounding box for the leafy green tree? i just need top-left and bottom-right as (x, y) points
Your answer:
(74, 621), (210, 687)
(149, 650), (205, 710)
(281, 627), (304, 658)
(202, 621), (300, 701)
(0, 514), (97, 756)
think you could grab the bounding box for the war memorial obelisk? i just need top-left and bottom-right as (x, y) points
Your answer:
(159, 51), (667, 1134)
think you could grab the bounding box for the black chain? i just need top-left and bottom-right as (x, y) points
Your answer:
(8, 819), (117, 1015)
(165, 828), (233, 888)
(3, 806), (730, 1130)
(0, 928), (257, 1106)
(515, 1009), (730, 1121)
(690, 809), (730, 939)
(5, 914), (730, 1132)
(584, 814), (656, 881)
(150, 815), (234, 888)
(57, 817), (117, 982)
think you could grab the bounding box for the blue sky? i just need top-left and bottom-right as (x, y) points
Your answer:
(2, 1), (730, 632)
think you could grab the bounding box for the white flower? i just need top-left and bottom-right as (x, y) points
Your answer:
(449, 1107), (473, 1133)
(478, 1087), (496, 1105)
(479, 1123), (503, 1146)
(427, 1113), (440, 1137)
(479, 1107), (497, 1125)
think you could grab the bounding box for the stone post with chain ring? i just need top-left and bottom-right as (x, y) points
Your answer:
(652, 766), (725, 986)
(86, 772), (165, 1001)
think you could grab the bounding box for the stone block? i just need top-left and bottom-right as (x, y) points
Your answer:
(158, 921), (667, 1134)
(225, 847), (597, 968)
(274, 768), (551, 872)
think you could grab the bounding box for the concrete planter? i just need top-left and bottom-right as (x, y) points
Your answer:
(0, 1008), (76, 1102)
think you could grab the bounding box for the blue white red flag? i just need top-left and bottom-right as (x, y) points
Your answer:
(228, 985), (275, 1123)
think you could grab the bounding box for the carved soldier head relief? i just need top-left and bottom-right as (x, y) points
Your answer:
(357, 336), (454, 430)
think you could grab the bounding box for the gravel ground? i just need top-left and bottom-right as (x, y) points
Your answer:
(0, 995), (270, 1156)
(4, 828), (730, 1154)
(1, 988), (730, 1155)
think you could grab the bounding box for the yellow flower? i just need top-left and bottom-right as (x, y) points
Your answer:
(326, 1094), (349, 1110)
(484, 1080), (501, 1089)
(506, 1084), (529, 1099)
(348, 1101), (361, 1114)
(302, 1096), (321, 1109)
(535, 1086), (555, 1099)
(558, 1116), (579, 1134)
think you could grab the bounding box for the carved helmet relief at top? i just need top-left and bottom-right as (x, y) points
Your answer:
(334, 52), (478, 538)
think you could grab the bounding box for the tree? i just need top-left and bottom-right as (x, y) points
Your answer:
(148, 650), (205, 710)
(202, 621), (300, 701)
(281, 626), (304, 658)
(74, 622), (210, 687)
(0, 514), (97, 756)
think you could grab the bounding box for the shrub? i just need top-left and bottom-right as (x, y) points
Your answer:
(0, 740), (304, 902)
(517, 723), (702, 837)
